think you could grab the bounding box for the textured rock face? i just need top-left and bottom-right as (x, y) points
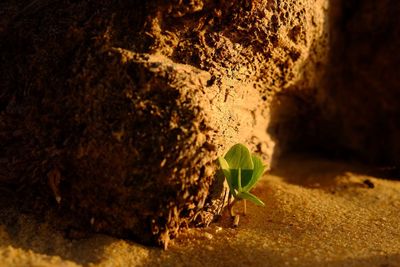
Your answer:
(0, 0), (329, 246)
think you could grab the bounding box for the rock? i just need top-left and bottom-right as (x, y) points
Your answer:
(0, 0), (329, 246)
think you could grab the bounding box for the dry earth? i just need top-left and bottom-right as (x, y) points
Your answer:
(1, 155), (399, 267)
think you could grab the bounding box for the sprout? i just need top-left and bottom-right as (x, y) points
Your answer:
(218, 143), (265, 218)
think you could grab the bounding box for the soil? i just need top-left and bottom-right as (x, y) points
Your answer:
(1, 155), (400, 267)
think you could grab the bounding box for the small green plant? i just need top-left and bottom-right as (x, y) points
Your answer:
(218, 143), (265, 218)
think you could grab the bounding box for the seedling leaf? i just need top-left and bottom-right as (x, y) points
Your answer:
(237, 191), (265, 206)
(225, 144), (254, 189)
(238, 167), (242, 191)
(243, 154), (265, 191)
(224, 144), (253, 170)
(217, 143), (266, 217)
(218, 157), (235, 196)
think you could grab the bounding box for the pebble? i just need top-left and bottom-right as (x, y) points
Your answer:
(204, 233), (213, 240)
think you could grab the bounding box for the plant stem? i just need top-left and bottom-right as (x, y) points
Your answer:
(233, 215), (240, 227)
(229, 198), (237, 217)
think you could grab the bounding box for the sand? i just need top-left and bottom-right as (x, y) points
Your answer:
(1, 155), (400, 267)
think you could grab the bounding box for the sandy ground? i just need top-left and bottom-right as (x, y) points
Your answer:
(1, 155), (400, 267)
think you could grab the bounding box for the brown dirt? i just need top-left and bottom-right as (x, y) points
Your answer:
(1, 155), (400, 267)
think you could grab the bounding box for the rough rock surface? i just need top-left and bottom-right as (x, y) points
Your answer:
(0, 0), (329, 246)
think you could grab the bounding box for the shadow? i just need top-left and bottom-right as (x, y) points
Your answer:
(0, 188), (162, 266)
(0, 192), (116, 266)
(269, 154), (365, 188)
(267, 0), (400, 180)
(266, 1), (345, 171)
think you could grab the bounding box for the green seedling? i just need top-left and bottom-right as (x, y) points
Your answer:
(218, 143), (265, 218)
